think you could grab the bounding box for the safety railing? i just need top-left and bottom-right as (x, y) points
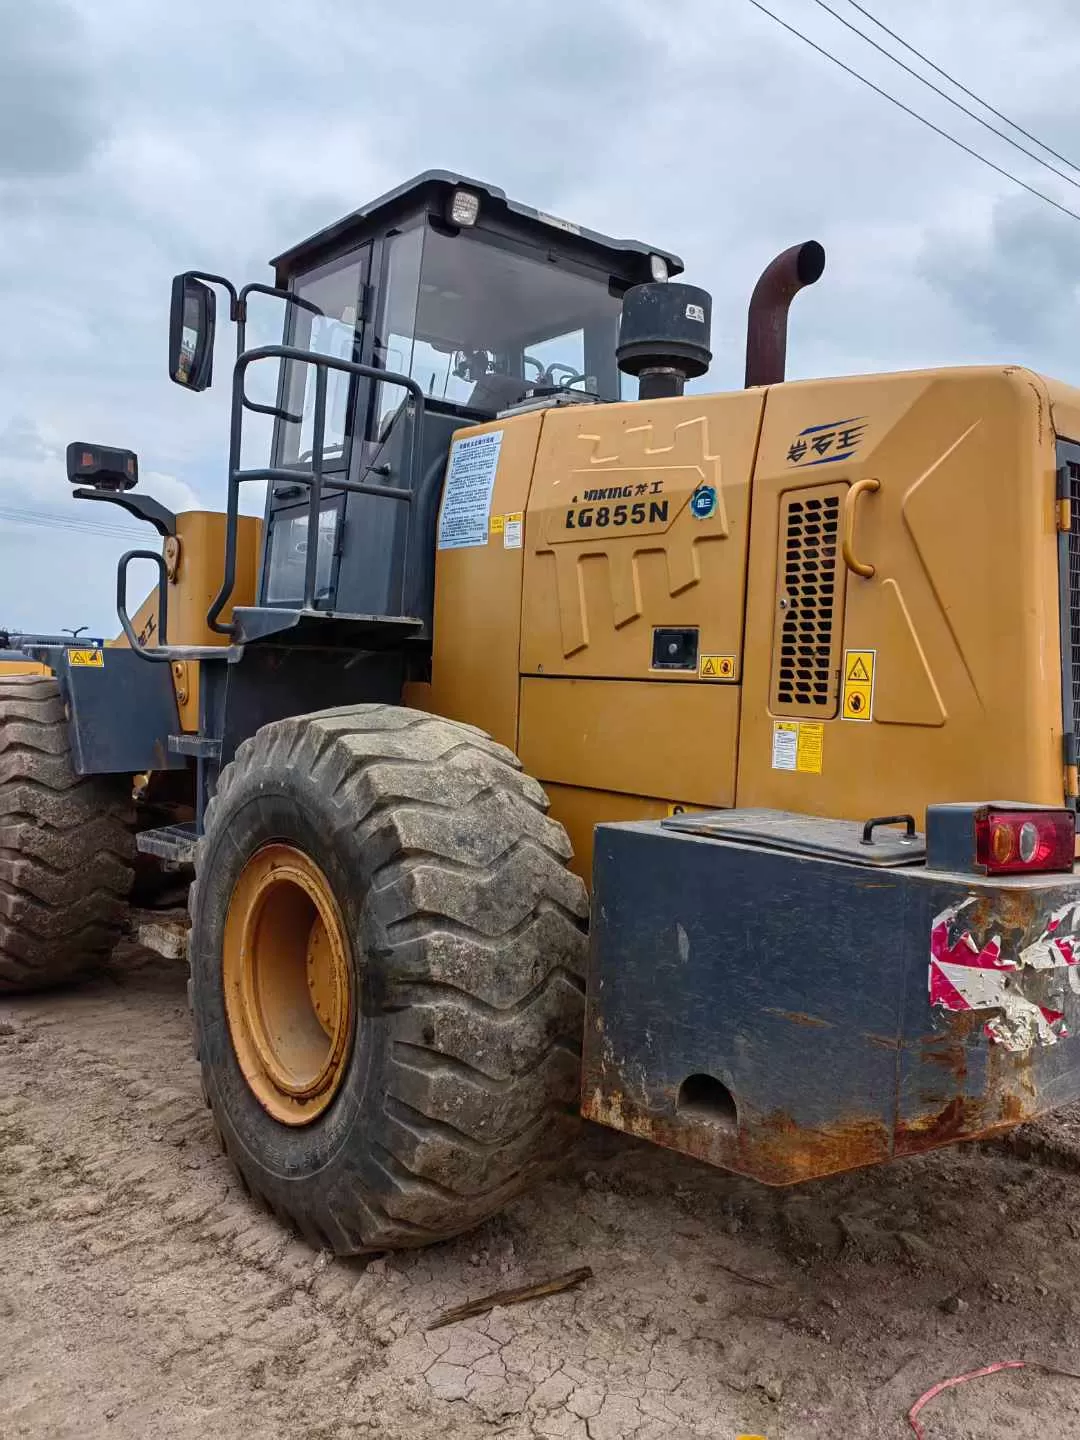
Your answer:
(205, 345), (426, 634)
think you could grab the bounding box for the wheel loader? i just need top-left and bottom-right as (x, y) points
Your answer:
(6, 169), (1080, 1251)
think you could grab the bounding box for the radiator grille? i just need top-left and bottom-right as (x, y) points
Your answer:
(770, 485), (848, 717)
(1067, 461), (1080, 748)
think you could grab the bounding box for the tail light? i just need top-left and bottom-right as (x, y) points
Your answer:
(974, 808), (1075, 875)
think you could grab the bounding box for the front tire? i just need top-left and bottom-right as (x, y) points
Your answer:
(189, 704), (588, 1253)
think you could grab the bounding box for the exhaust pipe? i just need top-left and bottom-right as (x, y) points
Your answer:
(744, 240), (826, 388)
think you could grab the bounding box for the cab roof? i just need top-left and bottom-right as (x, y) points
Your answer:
(270, 170), (684, 288)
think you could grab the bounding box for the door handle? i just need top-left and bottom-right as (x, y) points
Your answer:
(842, 477), (880, 578)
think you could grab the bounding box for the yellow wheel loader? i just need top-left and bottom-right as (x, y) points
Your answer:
(5, 171), (1080, 1251)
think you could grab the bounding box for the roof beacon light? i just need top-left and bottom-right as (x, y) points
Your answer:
(649, 253), (670, 283)
(448, 189), (480, 227)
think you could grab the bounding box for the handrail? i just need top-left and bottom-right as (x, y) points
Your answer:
(206, 345), (426, 635)
(116, 548), (242, 665)
(117, 550), (170, 662)
(841, 477), (880, 579)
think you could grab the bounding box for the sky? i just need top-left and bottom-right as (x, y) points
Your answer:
(2, 0), (1079, 634)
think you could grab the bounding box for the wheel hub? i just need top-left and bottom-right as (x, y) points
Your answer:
(222, 844), (353, 1125)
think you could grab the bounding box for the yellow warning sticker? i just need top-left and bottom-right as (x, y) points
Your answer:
(842, 648), (876, 721)
(68, 648), (104, 668)
(699, 653), (736, 680)
(771, 719), (824, 773)
(489, 514), (505, 535)
(796, 721), (824, 773)
(503, 512), (524, 549)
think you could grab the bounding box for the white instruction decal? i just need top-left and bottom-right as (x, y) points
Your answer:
(437, 430), (504, 550)
(771, 720), (798, 771)
(503, 511), (523, 549)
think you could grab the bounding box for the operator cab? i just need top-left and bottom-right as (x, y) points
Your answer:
(162, 171), (680, 641)
(273, 170), (681, 446)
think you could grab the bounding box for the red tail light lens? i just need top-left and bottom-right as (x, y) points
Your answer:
(975, 809), (1075, 875)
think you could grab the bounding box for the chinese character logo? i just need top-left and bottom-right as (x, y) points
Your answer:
(689, 484), (718, 520)
(786, 417), (867, 467)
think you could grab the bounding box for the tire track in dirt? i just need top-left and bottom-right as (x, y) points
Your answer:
(6, 947), (1080, 1437)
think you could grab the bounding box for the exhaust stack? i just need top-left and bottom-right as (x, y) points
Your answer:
(744, 240), (825, 388)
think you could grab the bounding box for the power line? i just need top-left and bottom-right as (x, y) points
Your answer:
(0, 505), (145, 542)
(743, 0), (1080, 226)
(846, 0), (1080, 177)
(807, 0), (1080, 193)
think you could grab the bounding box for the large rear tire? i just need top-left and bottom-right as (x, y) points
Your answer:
(0, 674), (134, 993)
(189, 704), (589, 1253)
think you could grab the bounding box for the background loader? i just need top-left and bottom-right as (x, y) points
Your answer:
(5, 170), (1080, 1253)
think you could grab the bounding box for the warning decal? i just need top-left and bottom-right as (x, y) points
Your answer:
(699, 653), (736, 680)
(503, 512), (524, 549)
(842, 648), (875, 721)
(490, 514), (505, 534)
(437, 430), (504, 550)
(796, 721), (824, 773)
(772, 719), (824, 774)
(771, 714), (823, 771)
(68, 648), (104, 668)
(772, 721), (798, 771)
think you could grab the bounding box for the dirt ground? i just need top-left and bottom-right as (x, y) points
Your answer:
(5, 949), (1080, 1439)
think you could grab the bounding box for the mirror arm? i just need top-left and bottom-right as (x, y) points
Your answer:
(237, 282), (325, 355)
(187, 271), (240, 320)
(72, 487), (177, 538)
(239, 282), (323, 319)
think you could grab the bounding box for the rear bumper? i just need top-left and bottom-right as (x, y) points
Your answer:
(583, 814), (1080, 1183)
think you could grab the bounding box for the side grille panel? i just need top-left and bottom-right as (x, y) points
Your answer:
(770, 483), (849, 718)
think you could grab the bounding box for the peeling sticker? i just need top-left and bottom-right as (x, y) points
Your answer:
(929, 898), (1080, 1051)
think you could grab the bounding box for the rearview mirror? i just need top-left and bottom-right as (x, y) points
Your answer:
(168, 273), (216, 391)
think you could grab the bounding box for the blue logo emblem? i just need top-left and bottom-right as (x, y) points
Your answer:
(690, 485), (717, 520)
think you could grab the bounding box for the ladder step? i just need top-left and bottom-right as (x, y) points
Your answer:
(136, 822), (199, 863)
(169, 734), (221, 759)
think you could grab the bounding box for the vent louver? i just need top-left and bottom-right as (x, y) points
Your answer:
(770, 484), (848, 717)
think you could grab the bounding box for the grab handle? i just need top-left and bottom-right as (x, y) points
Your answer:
(842, 477), (880, 578)
(117, 549), (170, 662)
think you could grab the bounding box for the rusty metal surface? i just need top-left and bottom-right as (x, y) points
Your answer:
(583, 816), (1080, 1187)
(743, 240), (826, 388)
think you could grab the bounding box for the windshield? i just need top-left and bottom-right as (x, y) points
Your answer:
(373, 223), (625, 428)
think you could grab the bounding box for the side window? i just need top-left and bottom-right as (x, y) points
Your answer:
(278, 249), (367, 468)
(374, 227), (423, 433)
(525, 328), (588, 389)
(296, 313), (357, 461)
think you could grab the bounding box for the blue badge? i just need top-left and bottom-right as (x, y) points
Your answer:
(690, 485), (717, 520)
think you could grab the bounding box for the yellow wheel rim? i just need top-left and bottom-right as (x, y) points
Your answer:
(222, 844), (353, 1125)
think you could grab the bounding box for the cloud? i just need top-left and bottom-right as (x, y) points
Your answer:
(4, 0), (1080, 634)
(919, 195), (1080, 368)
(0, 0), (107, 179)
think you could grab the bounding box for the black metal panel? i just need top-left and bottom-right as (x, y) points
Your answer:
(270, 170), (683, 287)
(325, 409), (461, 630)
(663, 808), (925, 866)
(194, 646), (405, 827)
(584, 815), (1080, 1186)
(230, 607), (422, 648)
(27, 646), (186, 776)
